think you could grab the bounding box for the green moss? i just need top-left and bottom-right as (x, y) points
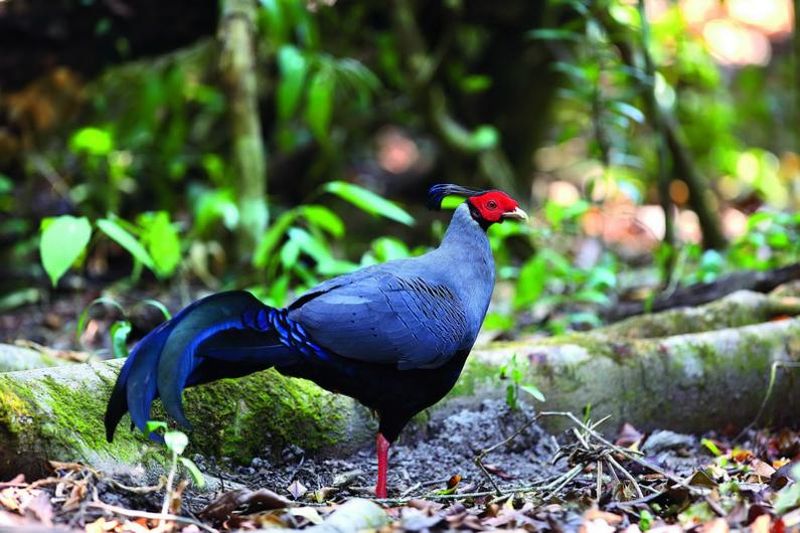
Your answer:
(177, 369), (365, 462)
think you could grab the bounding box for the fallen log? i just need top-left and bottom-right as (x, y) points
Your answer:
(0, 343), (68, 373)
(0, 360), (374, 480)
(606, 262), (800, 321)
(1, 290), (799, 479)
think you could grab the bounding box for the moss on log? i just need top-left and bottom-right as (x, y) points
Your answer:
(460, 309), (800, 435)
(0, 360), (373, 479)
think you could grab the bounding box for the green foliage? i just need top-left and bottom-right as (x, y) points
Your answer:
(39, 216), (92, 286)
(323, 181), (414, 226)
(96, 218), (156, 271)
(252, 181), (414, 306)
(145, 420), (205, 489)
(137, 211), (182, 277)
(109, 320), (132, 358)
(498, 354), (545, 410)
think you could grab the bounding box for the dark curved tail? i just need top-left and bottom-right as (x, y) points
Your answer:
(104, 291), (301, 442)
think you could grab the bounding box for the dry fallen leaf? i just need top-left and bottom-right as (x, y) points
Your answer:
(287, 480), (308, 500)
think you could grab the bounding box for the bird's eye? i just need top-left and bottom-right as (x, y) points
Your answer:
(487, 200), (498, 209)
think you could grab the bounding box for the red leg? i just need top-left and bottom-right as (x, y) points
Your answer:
(375, 433), (390, 498)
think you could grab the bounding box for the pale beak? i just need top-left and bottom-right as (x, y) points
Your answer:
(502, 207), (528, 221)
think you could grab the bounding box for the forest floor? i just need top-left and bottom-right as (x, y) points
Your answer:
(1, 396), (799, 532)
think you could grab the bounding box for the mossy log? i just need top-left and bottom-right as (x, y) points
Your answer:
(0, 360), (374, 480)
(1, 290), (799, 478)
(0, 343), (68, 373)
(456, 295), (800, 435)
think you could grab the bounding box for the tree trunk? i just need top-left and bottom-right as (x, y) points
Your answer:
(219, 0), (268, 261)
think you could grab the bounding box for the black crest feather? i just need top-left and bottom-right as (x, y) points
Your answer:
(426, 184), (487, 210)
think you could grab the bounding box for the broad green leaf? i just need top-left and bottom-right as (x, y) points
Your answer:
(277, 45), (308, 120)
(40, 215), (92, 287)
(323, 181), (414, 226)
(371, 237), (410, 262)
(253, 210), (299, 268)
(194, 188), (238, 234)
(97, 218), (155, 270)
(110, 320), (132, 358)
(305, 69), (334, 142)
(520, 384), (546, 402)
(70, 127), (114, 156)
(280, 239), (301, 268)
(164, 430), (189, 455)
(301, 205), (344, 238)
(178, 457), (206, 488)
(317, 259), (359, 276)
(288, 227), (332, 263)
(138, 211), (181, 278)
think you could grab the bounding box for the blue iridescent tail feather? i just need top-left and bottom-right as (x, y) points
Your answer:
(103, 291), (304, 442)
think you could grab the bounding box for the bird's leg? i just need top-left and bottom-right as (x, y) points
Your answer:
(375, 432), (390, 498)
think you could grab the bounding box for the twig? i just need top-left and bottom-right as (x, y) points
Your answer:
(87, 501), (218, 533)
(541, 465), (583, 502)
(606, 454), (644, 499)
(474, 416), (540, 495)
(595, 460), (603, 502)
(400, 482), (421, 498)
(106, 478), (165, 495)
(538, 411), (684, 487)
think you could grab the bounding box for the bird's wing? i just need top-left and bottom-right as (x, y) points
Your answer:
(288, 270), (469, 370)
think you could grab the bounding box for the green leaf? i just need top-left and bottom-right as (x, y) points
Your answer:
(138, 211), (181, 278)
(701, 438), (722, 457)
(305, 69), (334, 142)
(97, 218), (155, 270)
(145, 420), (168, 434)
(178, 456), (206, 488)
(110, 320), (131, 358)
(514, 255), (547, 309)
(371, 237), (410, 262)
(323, 181), (414, 226)
(39, 215), (92, 287)
(610, 101), (645, 124)
(527, 28), (581, 41)
(470, 125), (499, 150)
(301, 204), (344, 238)
(288, 227), (332, 263)
(164, 430), (189, 455)
(277, 45), (308, 120)
(140, 299), (172, 321)
(520, 384), (546, 402)
(280, 239), (301, 268)
(253, 210), (298, 268)
(70, 127), (114, 156)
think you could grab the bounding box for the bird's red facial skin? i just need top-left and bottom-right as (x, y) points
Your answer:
(467, 191), (520, 224)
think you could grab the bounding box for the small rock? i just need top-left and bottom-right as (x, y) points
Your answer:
(642, 430), (696, 454)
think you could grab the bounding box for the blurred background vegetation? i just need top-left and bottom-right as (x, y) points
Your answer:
(1, 0), (799, 353)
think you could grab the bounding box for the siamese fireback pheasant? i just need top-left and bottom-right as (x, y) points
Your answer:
(104, 184), (527, 498)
